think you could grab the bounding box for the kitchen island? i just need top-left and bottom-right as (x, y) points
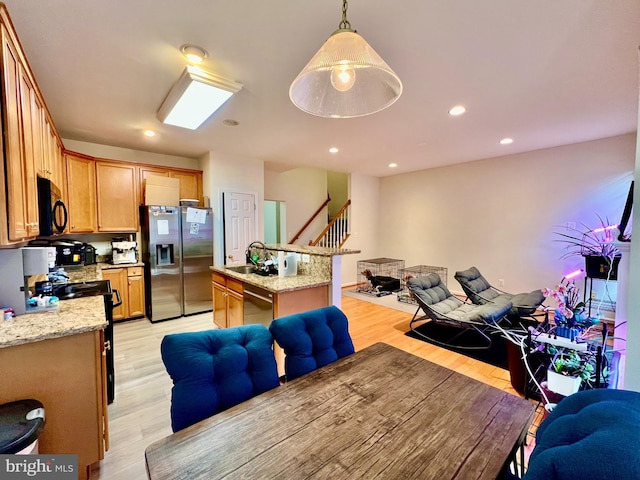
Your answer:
(0, 297), (108, 480)
(211, 244), (360, 322)
(211, 245), (360, 376)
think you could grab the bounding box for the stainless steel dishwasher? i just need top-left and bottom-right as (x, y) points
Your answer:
(243, 284), (273, 327)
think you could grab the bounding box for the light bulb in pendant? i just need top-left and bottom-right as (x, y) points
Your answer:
(330, 64), (356, 92)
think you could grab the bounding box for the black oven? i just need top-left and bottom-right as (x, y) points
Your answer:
(52, 281), (121, 404)
(37, 176), (67, 236)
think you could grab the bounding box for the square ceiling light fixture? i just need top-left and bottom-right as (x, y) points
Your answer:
(157, 65), (242, 130)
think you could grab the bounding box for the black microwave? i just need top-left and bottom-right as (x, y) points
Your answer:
(37, 176), (67, 236)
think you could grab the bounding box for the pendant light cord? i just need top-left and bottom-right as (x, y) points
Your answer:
(338, 0), (351, 30)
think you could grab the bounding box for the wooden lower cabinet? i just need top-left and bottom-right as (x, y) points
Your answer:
(212, 271), (330, 332)
(0, 330), (108, 480)
(273, 285), (329, 318)
(127, 269), (145, 318)
(102, 266), (145, 321)
(212, 272), (243, 328)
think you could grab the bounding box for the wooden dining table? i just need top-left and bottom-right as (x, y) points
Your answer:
(145, 342), (535, 480)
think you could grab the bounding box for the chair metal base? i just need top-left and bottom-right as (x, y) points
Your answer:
(409, 308), (492, 350)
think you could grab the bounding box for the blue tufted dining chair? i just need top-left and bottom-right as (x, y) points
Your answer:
(269, 305), (355, 381)
(161, 324), (280, 432)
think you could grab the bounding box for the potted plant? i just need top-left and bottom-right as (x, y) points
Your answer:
(547, 349), (594, 396)
(543, 278), (598, 338)
(555, 217), (622, 280)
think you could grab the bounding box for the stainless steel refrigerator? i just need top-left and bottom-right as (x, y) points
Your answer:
(139, 205), (213, 322)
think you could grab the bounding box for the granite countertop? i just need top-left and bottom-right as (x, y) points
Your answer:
(264, 244), (361, 256)
(210, 266), (331, 293)
(0, 296), (107, 349)
(99, 261), (145, 270)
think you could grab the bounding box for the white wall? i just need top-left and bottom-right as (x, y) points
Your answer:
(341, 173), (381, 285)
(202, 151), (264, 265)
(327, 171), (349, 218)
(264, 168), (327, 245)
(63, 139), (199, 169)
(377, 134), (636, 295)
(624, 106), (640, 391)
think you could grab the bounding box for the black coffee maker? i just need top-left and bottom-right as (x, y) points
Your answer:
(81, 243), (97, 265)
(53, 240), (83, 266)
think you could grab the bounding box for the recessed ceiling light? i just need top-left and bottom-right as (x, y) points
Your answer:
(388, 163), (398, 168)
(329, 147), (339, 154)
(143, 130), (156, 137)
(180, 44), (208, 63)
(500, 137), (514, 145)
(448, 105), (466, 116)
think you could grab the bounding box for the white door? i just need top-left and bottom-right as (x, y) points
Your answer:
(223, 192), (256, 265)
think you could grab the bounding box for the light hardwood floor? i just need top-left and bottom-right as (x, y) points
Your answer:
(91, 294), (537, 479)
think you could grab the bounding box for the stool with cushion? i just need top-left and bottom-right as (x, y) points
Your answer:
(161, 324), (280, 432)
(269, 306), (355, 381)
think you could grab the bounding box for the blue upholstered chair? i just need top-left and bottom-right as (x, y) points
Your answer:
(269, 306), (355, 381)
(523, 389), (640, 479)
(161, 324), (280, 432)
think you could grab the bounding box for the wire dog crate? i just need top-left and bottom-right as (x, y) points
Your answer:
(356, 258), (405, 297)
(397, 265), (448, 304)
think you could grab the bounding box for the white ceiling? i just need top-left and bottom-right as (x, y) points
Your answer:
(4, 0), (639, 177)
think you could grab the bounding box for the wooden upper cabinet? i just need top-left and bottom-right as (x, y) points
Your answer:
(138, 165), (203, 205)
(18, 62), (40, 238)
(138, 166), (169, 205)
(65, 153), (97, 233)
(0, 6), (65, 244)
(96, 162), (138, 232)
(2, 25), (29, 241)
(171, 170), (202, 203)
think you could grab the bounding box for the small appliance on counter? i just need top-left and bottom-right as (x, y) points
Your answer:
(53, 239), (84, 266)
(30, 239), (98, 267)
(0, 246), (57, 316)
(111, 240), (138, 264)
(81, 243), (97, 265)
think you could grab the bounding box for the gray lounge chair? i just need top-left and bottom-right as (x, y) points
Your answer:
(454, 266), (546, 320)
(407, 273), (512, 349)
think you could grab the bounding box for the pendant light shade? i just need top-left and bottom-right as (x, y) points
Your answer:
(289, 2), (402, 118)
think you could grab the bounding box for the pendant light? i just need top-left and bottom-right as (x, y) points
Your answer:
(289, 0), (402, 118)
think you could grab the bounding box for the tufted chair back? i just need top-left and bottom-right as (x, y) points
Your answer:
(161, 324), (280, 432)
(524, 389), (640, 479)
(454, 267), (499, 304)
(269, 306), (355, 381)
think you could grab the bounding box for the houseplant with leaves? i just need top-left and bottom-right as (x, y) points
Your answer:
(543, 278), (598, 339)
(555, 217), (622, 280)
(547, 349), (595, 396)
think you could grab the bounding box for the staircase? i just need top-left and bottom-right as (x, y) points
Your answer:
(310, 200), (351, 249)
(289, 198), (351, 249)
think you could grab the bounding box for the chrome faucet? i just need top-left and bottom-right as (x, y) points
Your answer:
(245, 241), (266, 266)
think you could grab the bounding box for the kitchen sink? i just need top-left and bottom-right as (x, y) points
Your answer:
(226, 265), (258, 275)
